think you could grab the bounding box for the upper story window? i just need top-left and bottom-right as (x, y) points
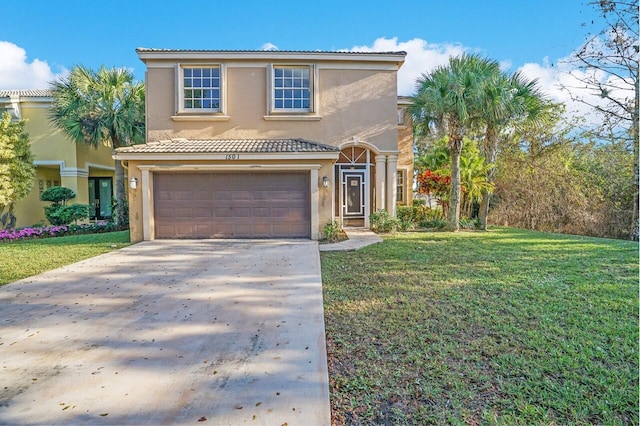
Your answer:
(181, 66), (221, 112)
(271, 65), (313, 113)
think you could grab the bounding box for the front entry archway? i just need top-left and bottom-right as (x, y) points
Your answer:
(335, 145), (374, 227)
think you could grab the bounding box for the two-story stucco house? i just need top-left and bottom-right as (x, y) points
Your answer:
(0, 90), (116, 228)
(115, 49), (411, 242)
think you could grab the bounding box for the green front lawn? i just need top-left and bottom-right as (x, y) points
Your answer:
(321, 228), (638, 425)
(0, 230), (131, 285)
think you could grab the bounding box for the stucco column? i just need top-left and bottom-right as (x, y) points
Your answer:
(375, 155), (386, 212)
(141, 168), (151, 241)
(386, 154), (398, 217)
(310, 168), (319, 240)
(61, 169), (90, 206)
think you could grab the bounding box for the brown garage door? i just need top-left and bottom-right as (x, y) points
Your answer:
(153, 172), (310, 239)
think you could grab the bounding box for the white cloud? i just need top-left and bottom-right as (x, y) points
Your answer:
(517, 55), (631, 128)
(351, 37), (630, 128)
(261, 42), (278, 51)
(499, 60), (513, 72)
(349, 37), (468, 96)
(0, 41), (63, 90)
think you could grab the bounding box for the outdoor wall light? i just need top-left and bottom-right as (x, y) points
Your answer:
(129, 177), (138, 189)
(322, 176), (330, 188)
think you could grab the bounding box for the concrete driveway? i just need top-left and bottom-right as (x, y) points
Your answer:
(0, 240), (330, 425)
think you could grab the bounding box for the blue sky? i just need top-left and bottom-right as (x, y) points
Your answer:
(1, 0), (606, 118)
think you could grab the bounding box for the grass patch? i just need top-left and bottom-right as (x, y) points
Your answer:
(0, 230), (131, 286)
(321, 227), (638, 425)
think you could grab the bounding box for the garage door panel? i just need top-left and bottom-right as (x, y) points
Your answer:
(195, 208), (212, 218)
(175, 191), (193, 201)
(176, 208), (194, 218)
(195, 191), (212, 201)
(253, 207), (269, 217)
(154, 172), (310, 239)
(215, 191), (232, 201)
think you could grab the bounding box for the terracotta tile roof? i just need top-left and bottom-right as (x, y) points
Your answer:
(116, 138), (340, 154)
(0, 89), (51, 97)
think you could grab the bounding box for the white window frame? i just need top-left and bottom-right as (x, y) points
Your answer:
(396, 169), (406, 203)
(176, 64), (226, 115)
(267, 64), (317, 115)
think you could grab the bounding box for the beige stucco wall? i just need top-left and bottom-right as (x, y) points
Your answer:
(4, 99), (115, 228)
(144, 64), (398, 150)
(397, 109), (414, 206)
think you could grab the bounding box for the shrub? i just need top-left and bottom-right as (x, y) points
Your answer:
(370, 209), (401, 233)
(40, 186), (76, 205)
(418, 218), (447, 229)
(44, 203), (91, 226)
(396, 206), (414, 223)
(459, 217), (479, 229)
(398, 219), (415, 231)
(322, 220), (342, 243)
(41, 186), (90, 225)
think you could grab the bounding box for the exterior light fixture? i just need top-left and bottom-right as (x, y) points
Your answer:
(322, 176), (330, 188)
(129, 177), (138, 189)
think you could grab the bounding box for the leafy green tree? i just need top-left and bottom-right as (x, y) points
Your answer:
(412, 54), (500, 231)
(49, 65), (145, 225)
(0, 112), (35, 228)
(416, 137), (492, 218)
(476, 71), (548, 229)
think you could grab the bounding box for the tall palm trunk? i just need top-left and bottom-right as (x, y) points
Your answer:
(448, 136), (463, 231)
(479, 127), (498, 230)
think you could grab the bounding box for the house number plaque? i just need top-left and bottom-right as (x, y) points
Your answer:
(224, 154), (240, 160)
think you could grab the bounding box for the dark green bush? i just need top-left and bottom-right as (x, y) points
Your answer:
(41, 186), (91, 226)
(396, 206), (414, 222)
(419, 218), (447, 229)
(459, 217), (479, 229)
(44, 204), (91, 226)
(370, 209), (401, 233)
(40, 186), (76, 205)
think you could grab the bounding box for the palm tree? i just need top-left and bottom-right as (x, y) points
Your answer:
(49, 66), (145, 225)
(477, 71), (547, 230)
(412, 54), (500, 231)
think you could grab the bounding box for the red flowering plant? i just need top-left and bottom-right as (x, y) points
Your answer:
(417, 169), (452, 216)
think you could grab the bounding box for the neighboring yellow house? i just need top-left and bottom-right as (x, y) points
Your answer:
(115, 49), (412, 241)
(0, 90), (116, 228)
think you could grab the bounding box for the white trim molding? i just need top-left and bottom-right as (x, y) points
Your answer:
(34, 160), (115, 177)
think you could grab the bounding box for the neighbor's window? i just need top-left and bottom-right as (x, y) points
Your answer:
(272, 66), (311, 112)
(182, 66), (221, 111)
(396, 170), (405, 203)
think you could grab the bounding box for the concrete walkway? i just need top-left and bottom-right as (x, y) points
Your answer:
(0, 240), (330, 425)
(319, 227), (383, 252)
